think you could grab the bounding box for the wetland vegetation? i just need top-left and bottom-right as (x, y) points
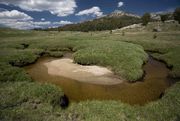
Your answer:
(0, 21), (180, 121)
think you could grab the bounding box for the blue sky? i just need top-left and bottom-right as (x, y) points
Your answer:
(0, 0), (179, 29)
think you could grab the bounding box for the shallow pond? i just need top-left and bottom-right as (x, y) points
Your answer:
(25, 55), (171, 105)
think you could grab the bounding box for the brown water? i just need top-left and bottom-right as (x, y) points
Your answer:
(24, 56), (170, 105)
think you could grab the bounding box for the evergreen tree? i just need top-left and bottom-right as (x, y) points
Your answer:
(173, 7), (180, 24)
(160, 14), (168, 23)
(142, 13), (151, 26)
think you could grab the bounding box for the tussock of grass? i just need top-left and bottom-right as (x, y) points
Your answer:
(45, 51), (63, 58)
(0, 49), (41, 66)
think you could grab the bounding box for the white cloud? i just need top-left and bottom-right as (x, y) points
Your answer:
(0, 9), (73, 29)
(0, 19), (36, 29)
(0, 10), (33, 20)
(0, 10), (73, 29)
(41, 18), (45, 21)
(118, 2), (124, 7)
(53, 20), (72, 25)
(33, 21), (51, 26)
(0, 0), (77, 16)
(0, 10), (35, 29)
(0, 20), (52, 29)
(0, 20), (73, 29)
(76, 6), (103, 17)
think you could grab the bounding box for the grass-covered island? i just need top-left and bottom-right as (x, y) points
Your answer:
(0, 20), (180, 121)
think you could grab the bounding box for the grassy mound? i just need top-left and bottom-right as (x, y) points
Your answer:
(74, 41), (148, 81)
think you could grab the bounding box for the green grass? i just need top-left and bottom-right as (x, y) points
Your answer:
(45, 51), (64, 58)
(0, 21), (180, 121)
(152, 46), (180, 78)
(73, 40), (147, 81)
(0, 30), (148, 81)
(0, 49), (42, 66)
(1, 82), (179, 121)
(0, 63), (31, 82)
(63, 82), (180, 121)
(0, 81), (64, 121)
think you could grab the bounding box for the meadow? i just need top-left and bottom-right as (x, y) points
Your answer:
(0, 21), (180, 121)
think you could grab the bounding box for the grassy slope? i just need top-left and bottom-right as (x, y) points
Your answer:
(0, 22), (180, 121)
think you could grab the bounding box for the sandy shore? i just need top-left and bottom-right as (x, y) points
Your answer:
(44, 58), (123, 85)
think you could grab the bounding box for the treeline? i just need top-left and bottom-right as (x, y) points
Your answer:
(57, 16), (141, 32)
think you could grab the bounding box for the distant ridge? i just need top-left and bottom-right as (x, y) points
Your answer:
(108, 10), (141, 18)
(50, 10), (142, 32)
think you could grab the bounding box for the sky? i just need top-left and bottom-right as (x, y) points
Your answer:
(0, 0), (179, 29)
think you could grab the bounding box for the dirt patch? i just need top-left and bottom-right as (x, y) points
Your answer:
(44, 58), (123, 85)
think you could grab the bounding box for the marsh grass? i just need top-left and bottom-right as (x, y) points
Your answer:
(0, 82), (64, 121)
(73, 41), (148, 81)
(0, 22), (180, 121)
(1, 82), (179, 121)
(152, 47), (180, 78)
(45, 51), (64, 58)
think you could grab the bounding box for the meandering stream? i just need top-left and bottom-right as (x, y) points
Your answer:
(25, 55), (171, 105)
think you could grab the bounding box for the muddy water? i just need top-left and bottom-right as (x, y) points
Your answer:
(24, 56), (170, 105)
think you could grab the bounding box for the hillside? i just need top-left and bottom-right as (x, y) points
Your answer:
(56, 11), (142, 32)
(46, 11), (176, 32)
